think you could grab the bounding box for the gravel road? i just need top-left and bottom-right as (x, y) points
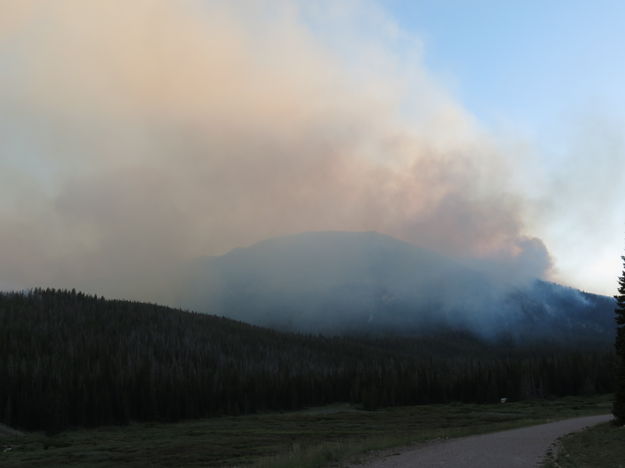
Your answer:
(350, 414), (612, 468)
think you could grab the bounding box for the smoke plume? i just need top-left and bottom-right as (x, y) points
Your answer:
(0, 0), (550, 304)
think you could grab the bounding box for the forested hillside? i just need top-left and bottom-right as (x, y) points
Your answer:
(179, 231), (615, 344)
(0, 289), (614, 432)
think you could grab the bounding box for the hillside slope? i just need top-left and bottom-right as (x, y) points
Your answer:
(179, 231), (615, 344)
(0, 289), (614, 431)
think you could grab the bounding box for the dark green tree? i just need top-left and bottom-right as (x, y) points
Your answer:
(614, 255), (625, 425)
(0, 288), (617, 431)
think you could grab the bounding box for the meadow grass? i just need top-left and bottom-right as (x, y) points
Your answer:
(0, 395), (611, 467)
(543, 419), (625, 468)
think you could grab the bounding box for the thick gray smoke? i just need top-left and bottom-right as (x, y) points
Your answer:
(179, 231), (612, 341)
(0, 1), (550, 305)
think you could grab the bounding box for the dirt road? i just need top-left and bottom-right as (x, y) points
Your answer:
(351, 414), (612, 467)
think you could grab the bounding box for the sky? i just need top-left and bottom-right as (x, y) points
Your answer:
(382, 1), (625, 130)
(380, 0), (625, 294)
(0, 0), (623, 300)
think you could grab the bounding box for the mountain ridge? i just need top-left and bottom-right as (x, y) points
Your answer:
(178, 231), (615, 344)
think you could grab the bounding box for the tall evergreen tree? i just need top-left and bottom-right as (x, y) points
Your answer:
(614, 255), (625, 425)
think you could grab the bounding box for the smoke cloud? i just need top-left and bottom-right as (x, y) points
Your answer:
(0, 0), (550, 304)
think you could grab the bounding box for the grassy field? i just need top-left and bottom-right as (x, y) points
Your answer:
(0, 395), (612, 468)
(544, 419), (625, 468)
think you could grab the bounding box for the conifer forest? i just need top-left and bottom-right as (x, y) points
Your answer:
(0, 289), (614, 432)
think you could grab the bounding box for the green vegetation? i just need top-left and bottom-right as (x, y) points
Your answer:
(0, 395), (612, 467)
(614, 255), (625, 424)
(543, 420), (625, 468)
(0, 289), (615, 432)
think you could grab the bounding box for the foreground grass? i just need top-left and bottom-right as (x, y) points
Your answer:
(544, 420), (625, 468)
(0, 395), (611, 468)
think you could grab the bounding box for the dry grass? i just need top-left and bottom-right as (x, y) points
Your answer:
(0, 395), (611, 467)
(543, 419), (625, 468)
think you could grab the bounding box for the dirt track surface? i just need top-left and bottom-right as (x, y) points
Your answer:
(351, 414), (612, 468)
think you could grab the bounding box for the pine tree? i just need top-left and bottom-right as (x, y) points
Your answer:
(613, 255), (625, 425)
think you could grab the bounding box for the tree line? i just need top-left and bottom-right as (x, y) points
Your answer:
(614, 255), (625, 425)
(0, 288), (615, 432)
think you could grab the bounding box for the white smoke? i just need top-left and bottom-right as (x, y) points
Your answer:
(0, 0), (550, 303)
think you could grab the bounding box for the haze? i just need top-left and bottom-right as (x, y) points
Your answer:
(0, 0), (622, 303)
